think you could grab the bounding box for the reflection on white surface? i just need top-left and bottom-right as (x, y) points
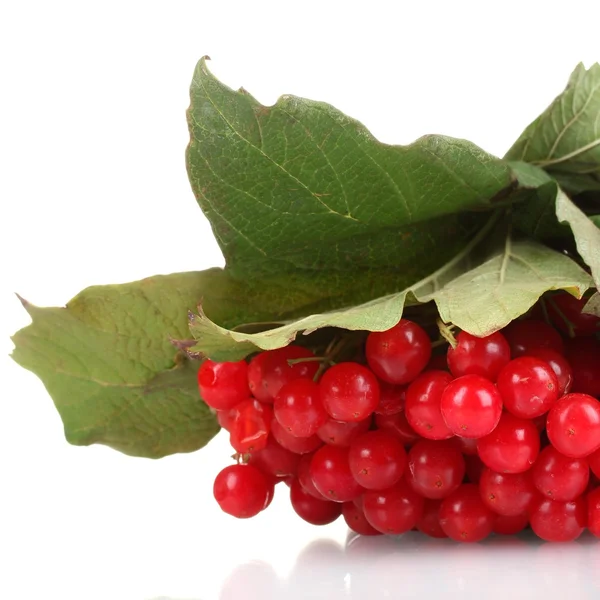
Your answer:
(219, 532), (600, 600)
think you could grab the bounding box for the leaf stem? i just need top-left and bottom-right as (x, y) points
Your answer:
(436, 318), (458, 349)
(546, 297), (576, 338)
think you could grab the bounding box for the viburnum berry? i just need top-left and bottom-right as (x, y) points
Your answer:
(229, 399), (273, 453)
(528, 495), (586, 542)
(547, 292), (600, 337)
(406, 439), (465, 499)
(319, 362), (380, 422)
(446, 331), (510, 381)
(213, 464), (272, 518)
(274, 378), (328, 438)
(296, 453), (325, 499)
(454, 436), (478, 456)
(270, 419), (323, 455)
(289, 478), (342, 525)
(362, 479), (424, 534)
(247, 436), (300, 478)
(524, 348), (573, 396)
(342, 501), (382, 536)
(310, 445), (364, 502)
(317, 417), (371, 447)
(365, 319), (432, 385)
(416, 499), (447, 538)
(216, 408), (235, 432)
(588, 448), (600, 479)
(198, 359), (250, 410)
(247, 346), (319, 403)
(493, 513), (529, 535)
(440, 374), (503, 439)
(531, 445), (589, 501)
(479, 469), (537, 516)
(565, 338), (600, 399)
(587, 487), (600, 537)
(375, 381), (407, 416)
(546, 393), (600, 458)
(439, 484), (495, 542)
(348, 430), (407, 490)
(464, 454), (485, 484)
(405, 370), (454, 440)
(502, 319), (564, 357)
(374, 411), (421, 446)
(477, 412), (540, 473)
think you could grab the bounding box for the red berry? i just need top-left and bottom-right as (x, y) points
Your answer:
(587, 487), (600, 537)
(310, 445), (364, 502)
(274, 378), (328, 438)
(439, 484), (495, 542)
(524, 348), (573, 397)
(454, 436), (479, 456)
(440, 374), (503, 439)
(365, 319), (432, 385)
(374, 411), (421, 446)
(405, 370), (454, 440)
(416, 499), (447, 538)
(406, 439), (465, 499)
(363, 479), (424, 534)
(548, 293), (600, 337)
(546, 393), (600, 458)
(447, 331), (510, 381)
(289, 479), (341, 525)
(427, 353), (450, 371)
(497, 357), (559, 419)
(247, 437), (300, 478)
(216, 408), (235, 432)
(589, 448), (600, 479)
(319, 363), (380, 422)
(565, 338), (600, 398)
(198, 359), (250, 410)
(528, 495), (586, 542)
(348, 430), (407, 490)
(213, 464), (271, 518)
(531, 445), (589, 501)
(317, 417), (371, 447)
(247, 346), (319, 403)
(493, 513), (529, 535)
(477, 413), (540, 473)
(479, 468), (536, 516)
(297, 453), (325, 499)
(270, 419), (323, 455)
(229, 399), (273, 453)
(375, 382), (407, 416)
(503, 319), (564, 357)
(342, 501), (382, 536)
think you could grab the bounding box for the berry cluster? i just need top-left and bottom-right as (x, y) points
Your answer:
(200, 293), (600, 543)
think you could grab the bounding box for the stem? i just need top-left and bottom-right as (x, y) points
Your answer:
(431, 338), (449, 349)
(437, 318), (458, 349)
(539, 296), (551, 326)
(547, 297), (576, 338)
(287, 356), (327, 365)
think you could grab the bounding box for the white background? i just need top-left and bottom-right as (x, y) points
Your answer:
(1, 1), (600, 598)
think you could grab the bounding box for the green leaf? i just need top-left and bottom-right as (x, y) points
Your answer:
(589, 215), (600, 228)
(186, 57), (523, 310)
(10, 272), (227, 458)
(505, 63), (600, 194)
(584, 293), (600, 317)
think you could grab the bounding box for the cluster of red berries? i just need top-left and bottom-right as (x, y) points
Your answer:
(199, 293), (600, 543)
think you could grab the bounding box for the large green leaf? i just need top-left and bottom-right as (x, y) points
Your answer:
(505, 63), (600, 194)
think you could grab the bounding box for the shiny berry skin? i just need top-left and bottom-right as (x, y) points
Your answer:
(374, 411), (421, 446)
(296, 453), (325, 499)
(363, 479), (424, 534)
(439, 484), (495, 542)
(365, 319), (432, 385)
(289, 479), (342, 525)
(247, 346), (319, 403)
(493, 513), (529, 535)
(348, 430), (407, 490)
(497, 357), (559, 419)
(405, 370), (454, 440)
(440, 375), (503, 439)
(477, 413), (540, 473)
(216, 408), (235, 432)
(588, 448), (600, 479)
(565, 338), (600, 398)
(310, 445), (364, 502)
(447, 331), (511, 381)
(503, 319), (564, 357)
(524, 348), (573, 396)
(587, 488), (600, 537)
(416, 499), (447, 538)
(532, 445), (589, 501)
(198, 359), (250, 410)
(247, 437), (300, 478)
(406, 439), (465, 499)
(213, 464), (271, 518)
(270, 419), (323, 455)
(317, 417), (371, 447)
(528, 495), (586, 542)
(274, 378), (328, 438)
(342, 501), (382, 536)
(319, 363), (380, 422)
(479, 469), (536, 516)
(375, 382), (407, 416)
(546, 393), (600, 458)
(548, 293), (600, 337)
(229, 399), (273, 453)
(454, 436), (478, 456)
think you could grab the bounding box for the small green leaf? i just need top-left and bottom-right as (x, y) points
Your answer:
(589, 215), (600, 228)
(584, 293), (600, 317)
